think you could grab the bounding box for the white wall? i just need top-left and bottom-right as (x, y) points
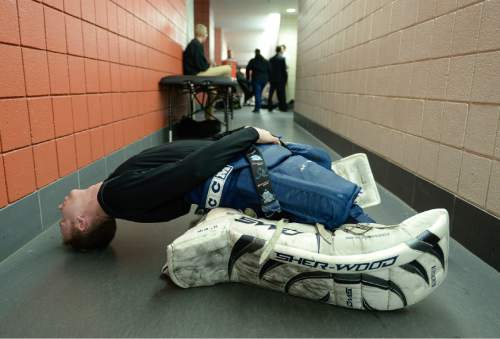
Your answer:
(222, 13), (281, 66)
(185, 0), (194, 45)
(221, 30), (228, 61)
(278, 15), (297, 101)
(262, 13), (281, 59)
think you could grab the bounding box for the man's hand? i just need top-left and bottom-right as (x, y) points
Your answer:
(250, 127), (280, 145)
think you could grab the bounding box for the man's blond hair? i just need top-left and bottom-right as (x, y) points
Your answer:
(195, 24), (208, 38)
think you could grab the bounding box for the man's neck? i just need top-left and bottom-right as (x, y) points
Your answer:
(83, 182), (109, 224)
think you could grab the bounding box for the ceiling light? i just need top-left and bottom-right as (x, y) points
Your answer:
(286, 8), (296, 13)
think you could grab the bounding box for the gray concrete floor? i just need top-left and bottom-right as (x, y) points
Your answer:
(1, 107), (500, 337)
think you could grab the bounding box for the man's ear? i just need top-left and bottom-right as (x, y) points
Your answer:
(75, 216), (89, 232)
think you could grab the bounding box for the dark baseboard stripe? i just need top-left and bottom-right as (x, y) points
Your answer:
(294, 112), (500, 272)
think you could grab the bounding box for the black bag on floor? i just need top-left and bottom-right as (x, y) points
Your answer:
(174, 117), (221, 139)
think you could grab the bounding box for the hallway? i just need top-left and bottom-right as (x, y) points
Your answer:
(1, 108), (499, 338)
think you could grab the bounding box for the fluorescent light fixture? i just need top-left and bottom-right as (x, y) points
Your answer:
(286, 8), (296, 13)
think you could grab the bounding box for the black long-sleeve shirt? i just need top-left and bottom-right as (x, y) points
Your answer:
(183, 38), (209, 75)
(246, 55), (271, 83)
(97, 127), (259, 222)
(270, 54), (288, 84)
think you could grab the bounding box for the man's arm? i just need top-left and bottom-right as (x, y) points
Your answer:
(166, 127), (278, 186)
(178, 127), (259, 182)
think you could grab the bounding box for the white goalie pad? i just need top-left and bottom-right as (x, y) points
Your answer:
(163, 208), (449, 311)
(332, 153), (381, 208)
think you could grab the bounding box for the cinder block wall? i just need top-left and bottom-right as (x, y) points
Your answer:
(0, 0), (187, 209)
(296, 0), (500, 218)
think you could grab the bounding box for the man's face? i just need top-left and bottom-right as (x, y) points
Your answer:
(58, 189), (84, 243)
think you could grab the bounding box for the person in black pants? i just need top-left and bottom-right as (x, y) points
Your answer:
(58, 127), (279, 250)
(246, 49), (271, 113)
(269, 46), (288, 112)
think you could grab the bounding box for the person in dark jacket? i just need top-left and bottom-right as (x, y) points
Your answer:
(58, 127), (280, 250)
(269, 46), (288, 112)
(246, 49), (271, 113)
(183, 24), (231, 118)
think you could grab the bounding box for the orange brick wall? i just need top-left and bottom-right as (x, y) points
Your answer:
(0, 0), (188, 208)
(295, 0), (500, 218)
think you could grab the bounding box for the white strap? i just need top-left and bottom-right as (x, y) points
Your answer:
(316, 223), (333, 244)
(259, 219), (286, 265)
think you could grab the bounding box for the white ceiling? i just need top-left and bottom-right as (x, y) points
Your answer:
(212, 0), (298, 64)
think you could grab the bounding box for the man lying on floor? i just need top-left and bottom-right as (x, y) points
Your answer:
(58, 126), (373, 250)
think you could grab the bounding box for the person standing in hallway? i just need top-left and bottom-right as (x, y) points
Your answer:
(183, 24), (231, 118)
(269, 46), (288, 112)
(246, 49), (271, 113)
(222, 49), (237, 78)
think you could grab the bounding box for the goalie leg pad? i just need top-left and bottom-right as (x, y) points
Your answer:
(164, 208), (449, 311)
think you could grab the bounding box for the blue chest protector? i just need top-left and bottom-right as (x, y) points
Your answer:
(186, 143), (373, 229)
